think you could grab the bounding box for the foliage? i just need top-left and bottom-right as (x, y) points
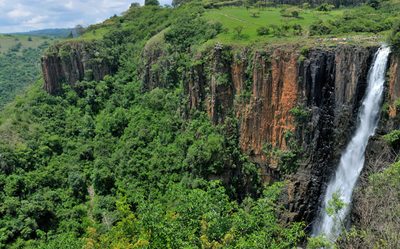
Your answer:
(232, 26), (247, 37)
(82, 182), (306, 248)
(249, 10), (260, 17)
(300, 46), (309, 56)
(325, 191), (348, 233)
(0, 45), (48, 108)
(389, 20), (400, 49)
(383, 129), (400, 147)
(164, 15), (222, 52)
(256, 26), (270, 36)
(307, 234), (336, 249)
(316, 3), (329, 12)
(0, 5), (309, 248)
(145, 0), (160, 5)
(290, 106), (310, 123)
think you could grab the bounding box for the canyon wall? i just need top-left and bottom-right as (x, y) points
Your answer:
(138, 43), (377, 225)
(42, 40), (383, 227)
(41, 42), (112, 94)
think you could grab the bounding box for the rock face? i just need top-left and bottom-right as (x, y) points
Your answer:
(139, 43), (378, 226)
(41, 39), (381, 228)
(41, 42), (112, 94)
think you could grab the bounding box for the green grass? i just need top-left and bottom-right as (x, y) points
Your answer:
(201, 7), (370, 47)
(77, 27), (112, 41)
(0, 34), (61, 55)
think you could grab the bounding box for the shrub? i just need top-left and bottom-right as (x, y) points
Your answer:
(300, 46), (309, 57)
(256, 26), (270, 36)
(290, 107), (310, 122)
(383, 130), (400, 147)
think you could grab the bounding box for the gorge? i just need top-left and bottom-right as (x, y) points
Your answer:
(4, 4), (400, 248)
(41, 41), (398, 231)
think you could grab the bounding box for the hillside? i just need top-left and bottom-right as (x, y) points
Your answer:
(8, 28), (77, 38)
(0, 35), (62, 108)
(1, 2), (400, 249)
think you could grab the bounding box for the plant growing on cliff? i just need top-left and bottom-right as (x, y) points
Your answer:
(300, 46), (309, 57)
(290, 106), (310, 124)
(383, 129), (400, 147)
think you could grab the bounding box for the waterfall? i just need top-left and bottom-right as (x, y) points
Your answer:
(313, 45), (391, 238)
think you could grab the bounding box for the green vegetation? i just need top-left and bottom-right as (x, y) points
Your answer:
(290, 106), (310, 124)
(3, 0), (400, 248)
(9, 28), (77, 38)
(383, 129), (400, 147)
(0, 35), (61, 108)
(0, 34), (60, 54)
(0, 4), (306, 248)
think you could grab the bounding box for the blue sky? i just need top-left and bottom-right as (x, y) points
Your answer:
(0, 0), (171, 33)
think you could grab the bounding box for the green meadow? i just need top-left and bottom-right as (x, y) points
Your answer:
(0, 34), (61, 55)
(202, 6), (376, 46)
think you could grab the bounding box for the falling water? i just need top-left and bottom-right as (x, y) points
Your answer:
(313, 45), (391, 238)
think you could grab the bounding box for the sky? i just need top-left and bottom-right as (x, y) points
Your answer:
(0, 0), (171, 33)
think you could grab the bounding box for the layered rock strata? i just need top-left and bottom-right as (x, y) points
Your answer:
(42, 42), (111, 94)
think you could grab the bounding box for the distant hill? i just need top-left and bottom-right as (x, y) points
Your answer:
(8, 28), (77, 38)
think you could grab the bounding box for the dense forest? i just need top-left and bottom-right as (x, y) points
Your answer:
(1, 1), (400, 249)
(0, 35), (60, 108)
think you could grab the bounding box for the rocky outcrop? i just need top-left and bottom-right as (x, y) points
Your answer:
(139, 43), (378, 227)
(43, 38), (380, 228)
(41, 42), (112, 94)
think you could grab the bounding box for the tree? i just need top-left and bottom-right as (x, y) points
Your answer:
(145, 0), (159, 5)
(269, 24), (283, 37)
(265, 2), (275, 9)
(302, 3), (310, 12)
(256, 26), (270, 36)
(316, 3), (328, 12)
(172, 0), (180, 7)
(292, 23), (303, 35)
(67, 31), (73, 38)
(27, 36), (32, 42)
(389, 21), (400, 49)
(291, 10), (299, 18)
(281, 23), (291, 32)
(366, 0), (381, 9)
(253, 2), (260, 9)
(249, 10), (260, 17)
(233, 26), (246, 36)
(257, 1), (266, 10)
(130, 2), (140, 7)
(75, 24), (85, 36)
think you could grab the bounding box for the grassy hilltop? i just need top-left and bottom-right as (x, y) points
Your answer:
(0, 34), (62, 107)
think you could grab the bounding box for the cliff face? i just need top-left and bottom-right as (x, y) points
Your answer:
(41, 39), (381, 226)
(139, 43), (377, 224)
(41, 42), (112, 94)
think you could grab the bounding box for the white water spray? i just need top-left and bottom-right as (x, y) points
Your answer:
(313, 45), (391, 238)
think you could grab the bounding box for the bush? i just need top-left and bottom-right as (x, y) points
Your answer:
(290, 107), (310, 122)
(389, 21), (400, 49)
(300, 46), (309, 57)
(383, 130), (400, 147)
(256, 26), (270, 36)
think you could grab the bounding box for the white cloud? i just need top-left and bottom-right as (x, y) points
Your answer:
(0, 0), (172, 33)
(8, 4), (32, 19)
(22, 15), (48, 25)
(102, 0), (127, 9)
(64, 1), (74, 10)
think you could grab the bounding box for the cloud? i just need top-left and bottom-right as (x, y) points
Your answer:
(8, 4), (32, 19)
(0, 0), (173, 33)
